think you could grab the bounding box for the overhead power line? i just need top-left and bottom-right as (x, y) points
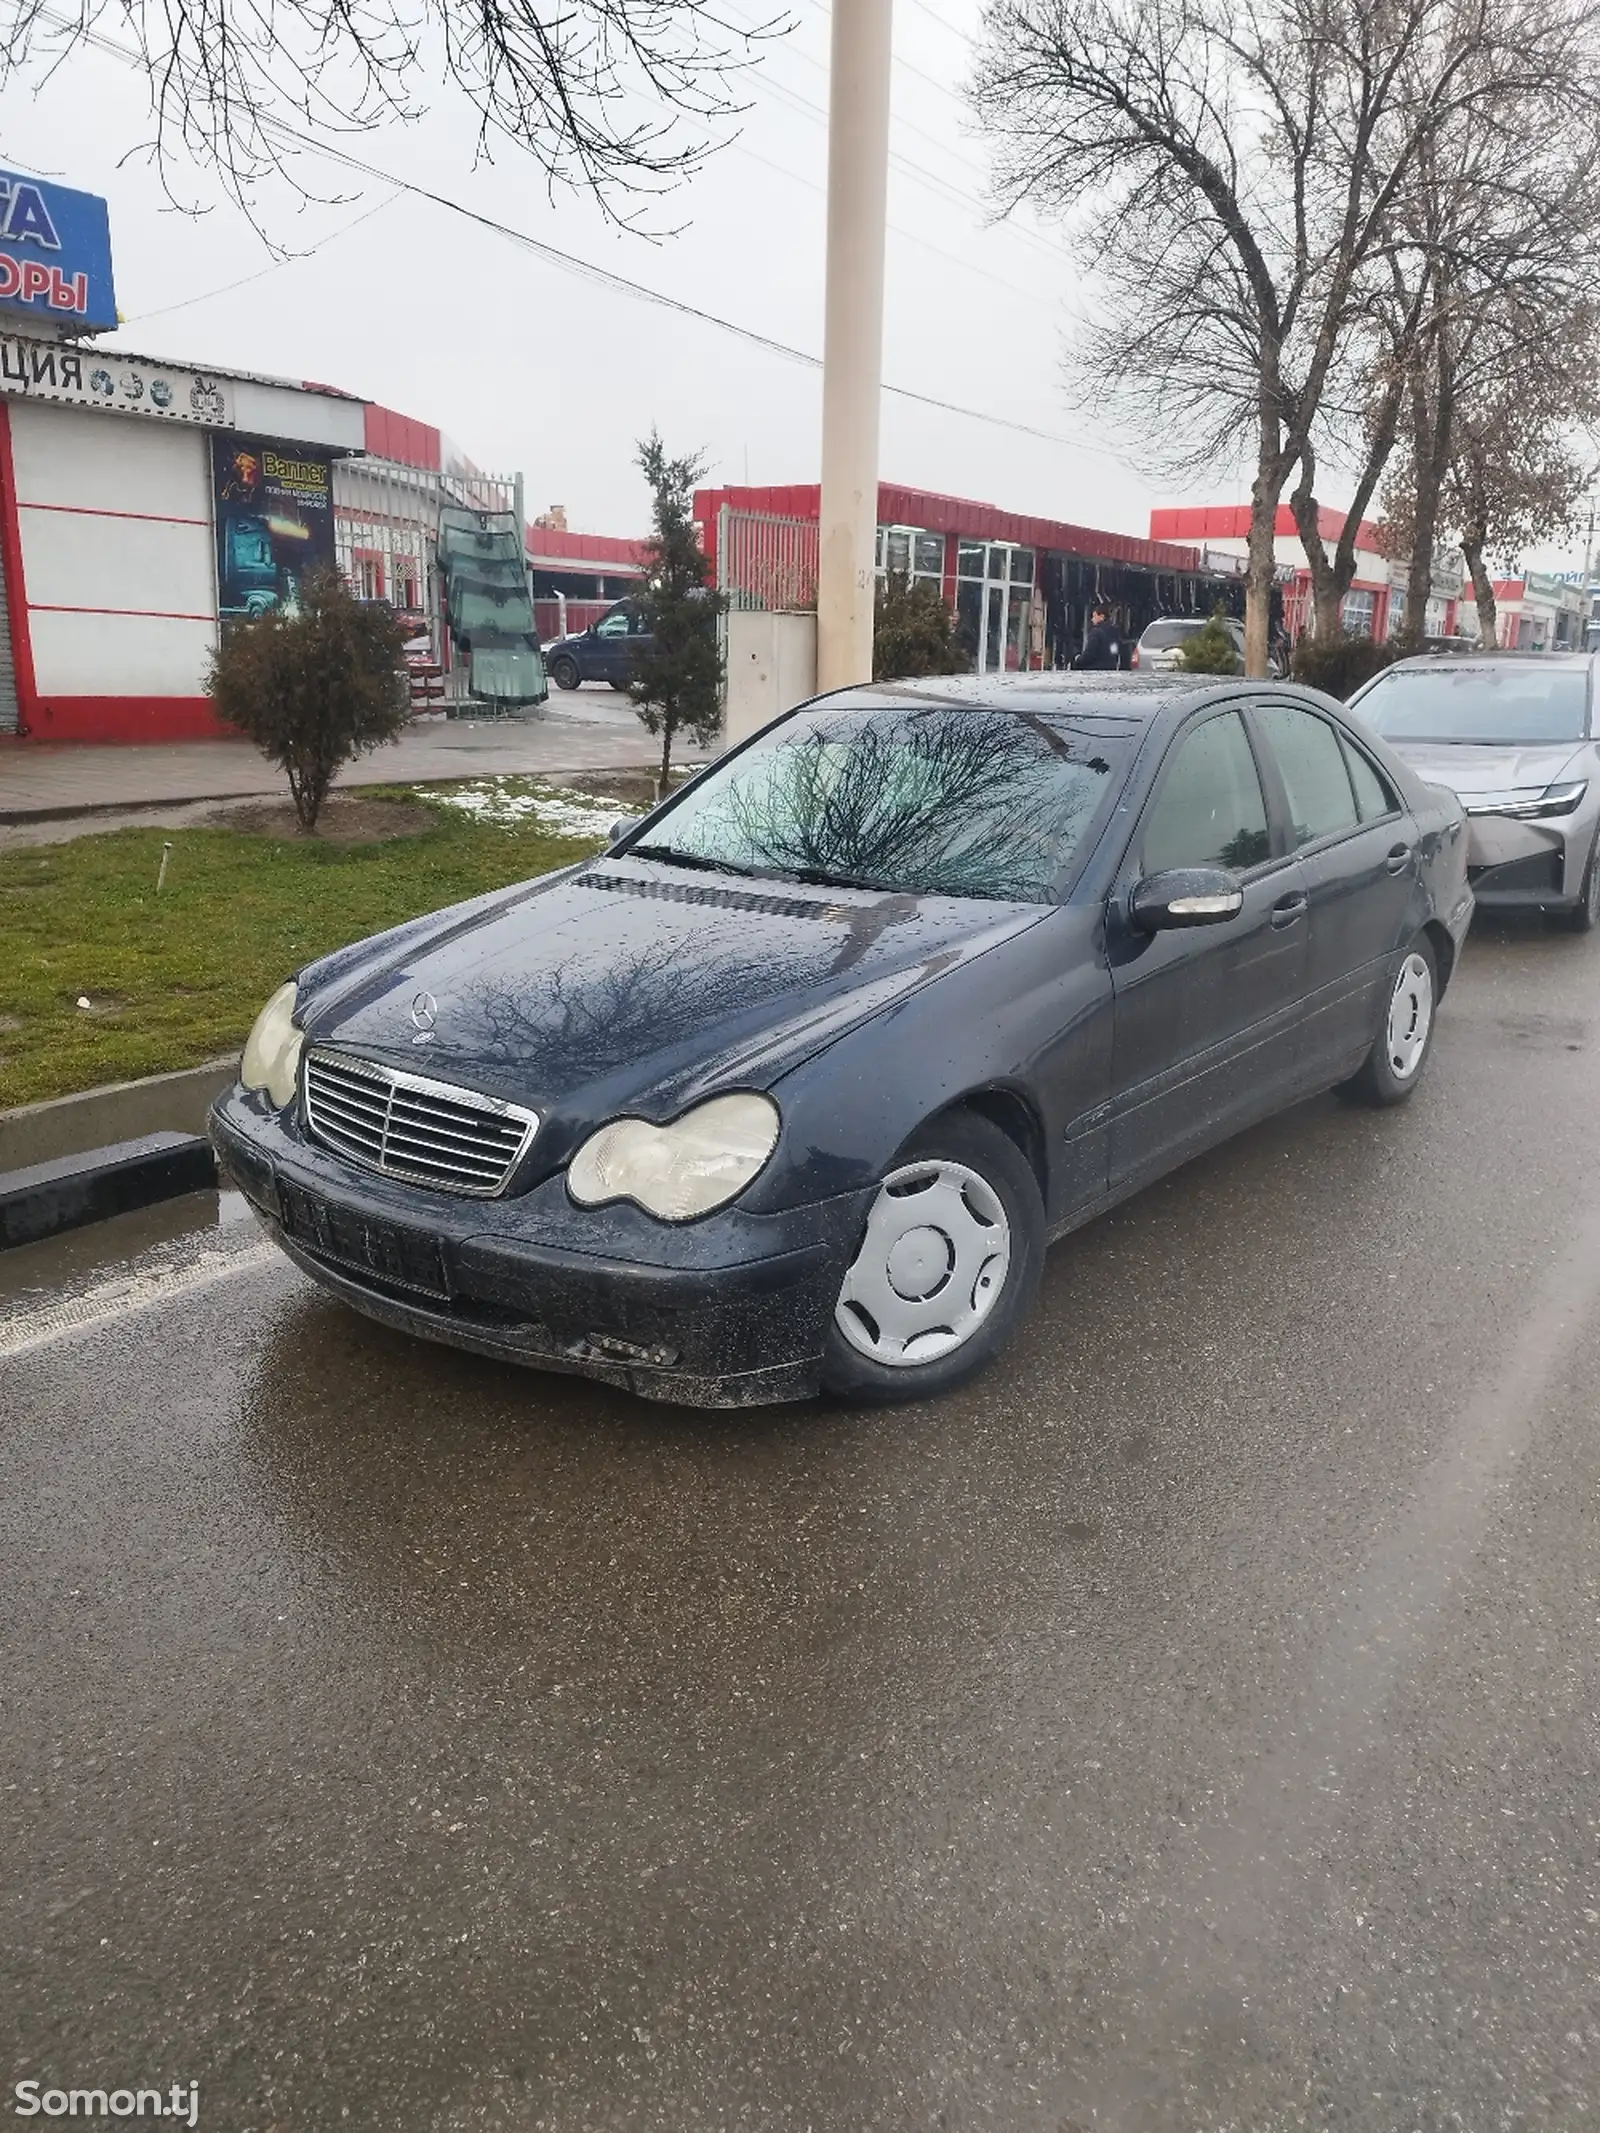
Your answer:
(37, 4), (1128, 467)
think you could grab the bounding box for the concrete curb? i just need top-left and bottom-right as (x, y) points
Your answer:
(0, 1057), (239, 1171)
(0, 1132), (218, 1251)
(0, 760), (708, 826)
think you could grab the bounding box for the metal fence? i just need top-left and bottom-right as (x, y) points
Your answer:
(717, 506), (819, 612)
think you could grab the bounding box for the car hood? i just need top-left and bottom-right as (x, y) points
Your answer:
(296, 857), (1042, 1129)
(1384, 739), (1587, 797)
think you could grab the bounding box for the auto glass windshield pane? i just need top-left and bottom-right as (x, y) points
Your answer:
(1142, 621), (1200, 649)
(1360, 666), (1589, 743)
(639, 704), (1130, 902)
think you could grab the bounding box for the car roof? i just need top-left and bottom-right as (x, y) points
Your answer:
(1378, 649), (1597, 674)
(821, 673), (1319, 723)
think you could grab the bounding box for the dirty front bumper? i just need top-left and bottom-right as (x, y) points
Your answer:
(210, 1086), (872, 1407)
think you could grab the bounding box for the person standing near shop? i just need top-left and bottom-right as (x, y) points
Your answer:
(1071, 601), (1123, 670)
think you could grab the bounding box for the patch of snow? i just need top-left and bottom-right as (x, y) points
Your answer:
(420, 778), (628, 838)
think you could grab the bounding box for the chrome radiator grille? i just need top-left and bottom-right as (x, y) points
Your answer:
(302, 1050), (538, 1197)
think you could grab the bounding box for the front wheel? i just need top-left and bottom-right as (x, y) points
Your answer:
(1341, 936), (1438, 1106)
(1558, 836), (1600, 932)
(549, 655), (581, 691)
(820, 1111), (1045, 1405)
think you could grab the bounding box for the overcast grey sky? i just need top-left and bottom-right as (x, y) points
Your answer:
(0, 2), (1398, 550)
(0, 0), (1199, 537)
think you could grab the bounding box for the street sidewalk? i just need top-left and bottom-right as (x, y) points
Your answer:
(0, 689), (704, 821)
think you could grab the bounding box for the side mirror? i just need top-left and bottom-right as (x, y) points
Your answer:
(1130, 866), (1244, 931)
(608, 817), (643, 848)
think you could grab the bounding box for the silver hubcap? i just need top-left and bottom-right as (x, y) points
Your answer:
(835, 1159), (1011, 1367)
(1386, 952), (1433, 1081)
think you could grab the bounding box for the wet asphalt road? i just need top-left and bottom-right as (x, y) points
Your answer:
(4, 920), (1600, 2133)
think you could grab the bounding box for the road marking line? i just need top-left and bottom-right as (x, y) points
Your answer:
(0, 1239), (285, 1359)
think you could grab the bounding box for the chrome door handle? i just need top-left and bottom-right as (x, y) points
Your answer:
(1386, 844), (1414, 875)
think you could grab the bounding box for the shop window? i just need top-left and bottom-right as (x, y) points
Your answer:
(1340, 588), (1375, 636)
(957, 540), (987, 580)
(353, 551), (384, 601)
(1010, 547), (1035, 586)
(877, 525), (945, 587)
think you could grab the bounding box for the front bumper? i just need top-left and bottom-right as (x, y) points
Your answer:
(1466, 815), (1590, 907)
(210, 1086), (872, 1407)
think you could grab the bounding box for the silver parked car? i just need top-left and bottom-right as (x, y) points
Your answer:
(1350, 651), (1600, 930)
(1132, 615), (1288, 678)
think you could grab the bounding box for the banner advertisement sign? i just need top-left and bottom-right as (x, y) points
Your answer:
(212, 435), (336, 622)
(0, 331), (231, 424)
(0, 171), (117, 332)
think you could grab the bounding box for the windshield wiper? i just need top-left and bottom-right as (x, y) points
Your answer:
(628, 844), (761, 878)
(785, 865), (888, 892)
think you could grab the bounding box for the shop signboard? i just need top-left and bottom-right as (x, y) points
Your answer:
(1430, 546), (1466, 600)
(0, 171), (117, 332)
(212, 434), (336, 622)
(0, 330), (231, 424)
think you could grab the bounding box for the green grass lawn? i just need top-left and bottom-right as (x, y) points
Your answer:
(0, 784), (616, 1110)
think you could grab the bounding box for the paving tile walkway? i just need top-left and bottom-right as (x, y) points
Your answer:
(0, 689), (705, 820)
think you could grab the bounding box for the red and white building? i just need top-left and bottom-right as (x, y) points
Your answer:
(1149, 502), (1466, 642)
(0, 336), (643, 746)
(698, 480), (1230, 674)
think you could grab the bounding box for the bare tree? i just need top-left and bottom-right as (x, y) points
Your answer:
(3, 0), (765, 223)
(1383, 305), (1600, 645)
(971, 0), (1600, 672)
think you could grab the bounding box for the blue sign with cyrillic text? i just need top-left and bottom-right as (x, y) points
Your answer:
(0, 171), (116, 333)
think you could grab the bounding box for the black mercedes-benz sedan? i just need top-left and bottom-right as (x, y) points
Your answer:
(210, 676), (1472, 1408)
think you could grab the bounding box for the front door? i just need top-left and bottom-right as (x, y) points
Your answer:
(1248, 701), (1419, 1076)
(590, 605), (633, 681)
(1107, 707), (1309, 1191)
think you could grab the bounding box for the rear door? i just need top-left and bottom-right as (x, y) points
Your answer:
(1106, 707), (1308, 1193)
(1247, 701), (1418, 1078)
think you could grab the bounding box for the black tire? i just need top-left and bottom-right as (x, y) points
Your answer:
(549, 655), (581, 691)
(820, 1110), (1046, 1405)
(1340, 934), (1439, 1107)
(1558, 837), (1600, 932)
(608, 678), (632, 692)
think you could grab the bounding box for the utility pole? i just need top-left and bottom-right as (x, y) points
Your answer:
(815, 0), (895, 693)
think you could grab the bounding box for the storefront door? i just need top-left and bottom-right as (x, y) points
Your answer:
(958, 541), (1036, 673)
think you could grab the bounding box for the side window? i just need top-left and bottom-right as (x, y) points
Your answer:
(1341, 734), (1400, 821)
(631, 609), (652, 635)
(1141, 712), (1272, 875)
(1256, 703), (1360, 846)
(596, 609), (630, 638)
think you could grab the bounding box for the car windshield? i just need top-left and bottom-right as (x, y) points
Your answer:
(1141, 620), (1203, 648)
(629, 701), (1133, 902)
(1359, 665), (1590, 744)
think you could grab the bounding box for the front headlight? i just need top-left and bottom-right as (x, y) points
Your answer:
(567, 1092), (780, 1221)
(240, 981), (304, 1109)
(1466, 780), (1589, 819)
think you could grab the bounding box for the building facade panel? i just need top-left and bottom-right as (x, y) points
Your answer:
(27, 609), (215, 699)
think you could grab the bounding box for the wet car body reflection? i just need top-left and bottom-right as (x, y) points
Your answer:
(211, 676), (1471, 1406)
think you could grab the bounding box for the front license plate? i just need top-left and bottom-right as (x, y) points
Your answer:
(278, 1182), (450, 1301)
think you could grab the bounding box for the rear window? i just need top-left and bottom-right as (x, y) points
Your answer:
(1140, 620), (1204, 649)
(1360, 664), (1589, 744)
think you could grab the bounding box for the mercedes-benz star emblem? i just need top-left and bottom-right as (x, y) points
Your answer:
(410, 990), (438, 1044)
